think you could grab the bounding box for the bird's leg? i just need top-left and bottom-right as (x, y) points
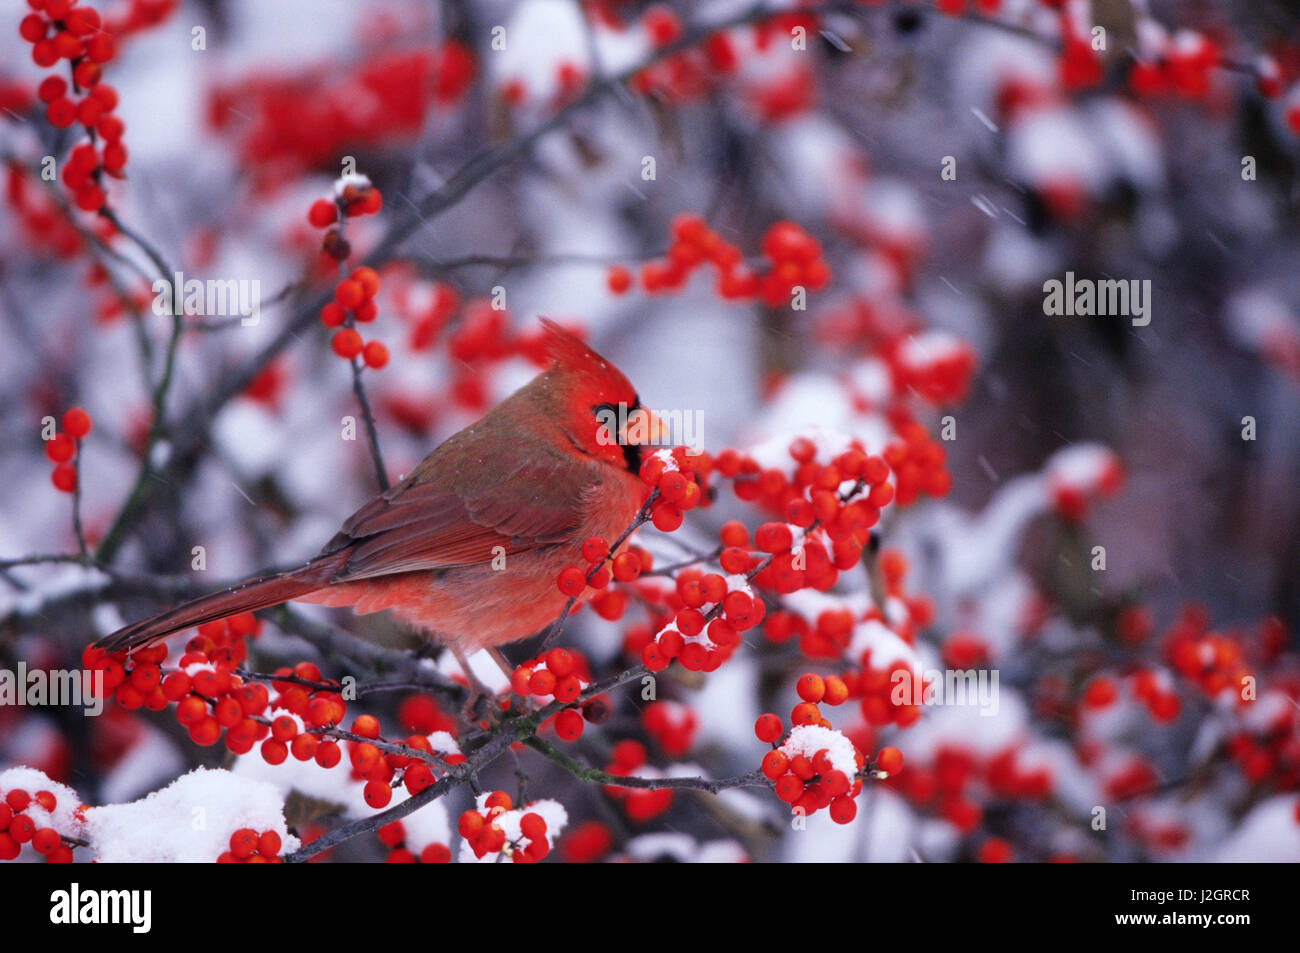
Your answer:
(449, 644), (500, 725)
(487, 646), (515, 682)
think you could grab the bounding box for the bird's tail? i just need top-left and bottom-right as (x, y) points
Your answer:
(94, 551), (348, 654)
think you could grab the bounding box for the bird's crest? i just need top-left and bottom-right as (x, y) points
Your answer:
(539, 318), (614, 377)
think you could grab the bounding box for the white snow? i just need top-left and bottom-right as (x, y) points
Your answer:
(84, 767), (299, 862)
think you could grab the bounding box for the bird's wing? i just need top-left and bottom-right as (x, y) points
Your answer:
(324, 433), (592, 582)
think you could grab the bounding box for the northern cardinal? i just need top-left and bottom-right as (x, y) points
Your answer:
(95, 320), (664, 695)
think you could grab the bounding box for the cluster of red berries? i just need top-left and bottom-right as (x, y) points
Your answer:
(889, 333), (979, 406)
(720, 436), (891, 534)
(396, 692), (458, 736)
(377, 820), (450, 863)
(1102, 755), (1160, 802)
(43, 406), (92, 493)
(520, 669), (611, 744)
(764, 607), (850, 658)
(22, 0), (126, 213)
(985, 747), (1054, 800)
(757, 718), (867, 824)
(621, 7), (819, 118)
(320, 266), (388, 368)
(639, 447), (711, 531)
(81, 612), (257, 714)
(510, 647), (589, 704)
(1226, 718), (1300, 791)
(1164, 625), (1252, 705)
(555, 535), (646, 599)
(601, 741), (673, 823)
(498, 59), (587, 111)
(1083, 671), (1182, 724)
(5, 163), (87, 257)
(345, 713), (465, 809)
(630, 570), (753, 675)
(609, 217), (830, 309)
(856, 659), (926, 728)
(307, 178), (382, 262)
(217, 828), (281, 863)
(560, 819), (614, 862)
(882, 420), (952, 505)
(1058, 21), (1103, 91)
(457, 793), (550, 862)
(79, 622), (453, 790)
(884, 745), (988, 833)
(641, 700), (697, 757)
(1129, 33), (1222, 101)
(0, 787), (74, 863)
(208, 44), (474, 180)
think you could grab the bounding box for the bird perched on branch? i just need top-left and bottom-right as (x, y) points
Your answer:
(95, 320), (664, 701)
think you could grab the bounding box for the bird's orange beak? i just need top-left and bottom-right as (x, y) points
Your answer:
(620, 407), (668, 447)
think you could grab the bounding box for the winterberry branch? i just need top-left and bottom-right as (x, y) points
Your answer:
(643, 545), (723, 577)
(348, 353), (390, 492)
(282, 724), (518, 863)
(523, 735), (769, 794)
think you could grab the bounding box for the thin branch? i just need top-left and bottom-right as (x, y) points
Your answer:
(283, 725), (518, 863)
(524, 735), (769, 794)
(349, 353), (390, 492)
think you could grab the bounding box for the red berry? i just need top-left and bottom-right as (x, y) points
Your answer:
(331, 328), (363, 359)
(36, 76), (66, 103)
(19, 13), (46, 43)
(315, 740), (342, 769)
(44, 433), (76, 463)
(45, 97), (76, 128)
(829, 796), (857, 824)
(796, 673), (826, 704)
(32, 827), (62, 855)
(611, 551), (641, 581)
(755, 713), (783, 744)
(51, 463), (76, 493)
(308, 199), (338, 228)
(607, 265), (632, 294)
(791, 702), (820, 726)
(62, 407), (92, 440)
(755, 522), (794, 553)
(876, 746), (903, 775)
(554, 709), (584, 741)
(520, 812), (548, 841)
(229, 828), (258, 859)
(762, 749), (790, 779)
(362, 340), (389, 369)
(557, 566), (586, 596)
(364, 780), (393, 809)
(581, 536), (609, 563)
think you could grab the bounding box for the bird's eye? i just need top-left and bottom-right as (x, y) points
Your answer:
(593, 402), (619, 420)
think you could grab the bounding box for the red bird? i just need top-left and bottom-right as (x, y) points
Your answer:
(95, 320), (663, 696)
